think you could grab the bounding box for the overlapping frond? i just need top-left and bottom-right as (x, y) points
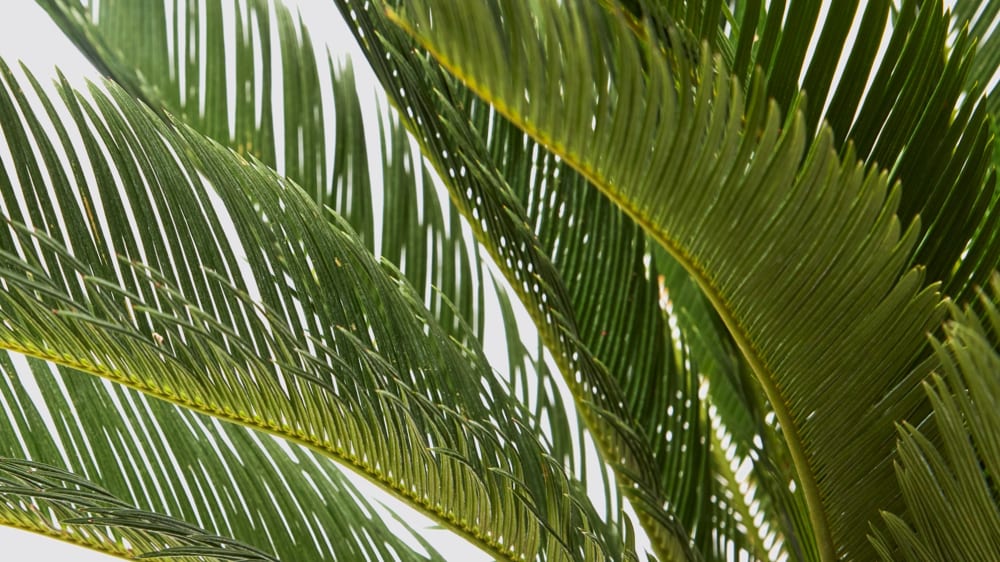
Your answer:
(870, 276), (1000, 561)
(655, 248), (816, 562)
(0, 351), (445, 561)
(326, 1), (697, 559)
(469, 97), (787, 558)
(391, 3), (960, 560)
(17, 2), (607, 559)
(606, 0), (999, 314)
(0, 457), (277, 561)
(0, 59), (628, 561)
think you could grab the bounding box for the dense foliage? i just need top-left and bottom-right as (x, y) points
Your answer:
(0, 1), (998, 560)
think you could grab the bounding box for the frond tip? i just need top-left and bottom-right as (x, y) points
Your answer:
(390, 1), (950, 559)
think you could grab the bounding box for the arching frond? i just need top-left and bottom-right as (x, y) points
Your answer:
(606, 0), (999, 308)
(0, 351), (446, 561)
(15, 1), (611, 558)
(0, 60), (628, 561)
(325, 2), (698, 559)
(390, 3), (961, 560)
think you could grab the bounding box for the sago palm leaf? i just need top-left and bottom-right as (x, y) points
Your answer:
(871, 276), (1000, 560)
(471, 101), (783, 559)
(12, 3), (614, 558)
(338, 1), (997, 556)
(21, 1), (605, 555)
(0, 456), (278, 561)
(0, 59), (631, 561)
(387, 2), (991, 560)
(0, 351), (445, 561)
(609, 0), (1000, 307)
(323, 1), (771, 558)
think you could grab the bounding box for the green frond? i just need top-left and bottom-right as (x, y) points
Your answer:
(606, 0), (999, 308)
(327, 1), (698, 559)
(390, 3), (962, 560)
(871, 275), (1000, 560)
(0, 351), (446, 561)
(0, 457), (277, 561)
(35, 0), (497, 372)
(18, 1), (613, 557)
(655, 248), (816, 562)
(472, 97), (772, 558)
(0, 60), (626, 561)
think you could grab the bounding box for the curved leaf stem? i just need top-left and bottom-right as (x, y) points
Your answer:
(1, 343), (517, 562)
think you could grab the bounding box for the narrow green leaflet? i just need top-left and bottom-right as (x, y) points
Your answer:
(0, 457), (277, 561)
(0, 351), (446, 561)
(607, 0), (999, 308)
(952, 0), (1000, 116)
(0, 61), (627, 561)
(871, 276), (1000, 561)
(391, 2), (952, 560)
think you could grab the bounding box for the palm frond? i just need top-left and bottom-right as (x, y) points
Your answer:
(870, 275), (1000, 560)
(325, 1), (699, 559)
(17, 2), (614, 557)
(655, 247), (816, 561)
(0, 456), (278, 561)
(469, 97), (778, 557)
(607, 0), (999, 308)
(0, 351), (446, 561)
(0, 60), (628, 561)
(390, 2), (970, 559)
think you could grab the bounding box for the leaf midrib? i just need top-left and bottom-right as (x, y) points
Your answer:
(2, 341), (523, 562)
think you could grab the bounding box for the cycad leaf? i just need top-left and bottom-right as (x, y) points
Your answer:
(391, 2), (953, 559)
(655, 248), (816, 562)
(871, 275), (1000, 560)
(0, 457), (277, 561)
(0, 61), (626, 561)
(609, 0), (999, 309)
(470, 94), (784, 558)
(0, 351), (446, 561)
